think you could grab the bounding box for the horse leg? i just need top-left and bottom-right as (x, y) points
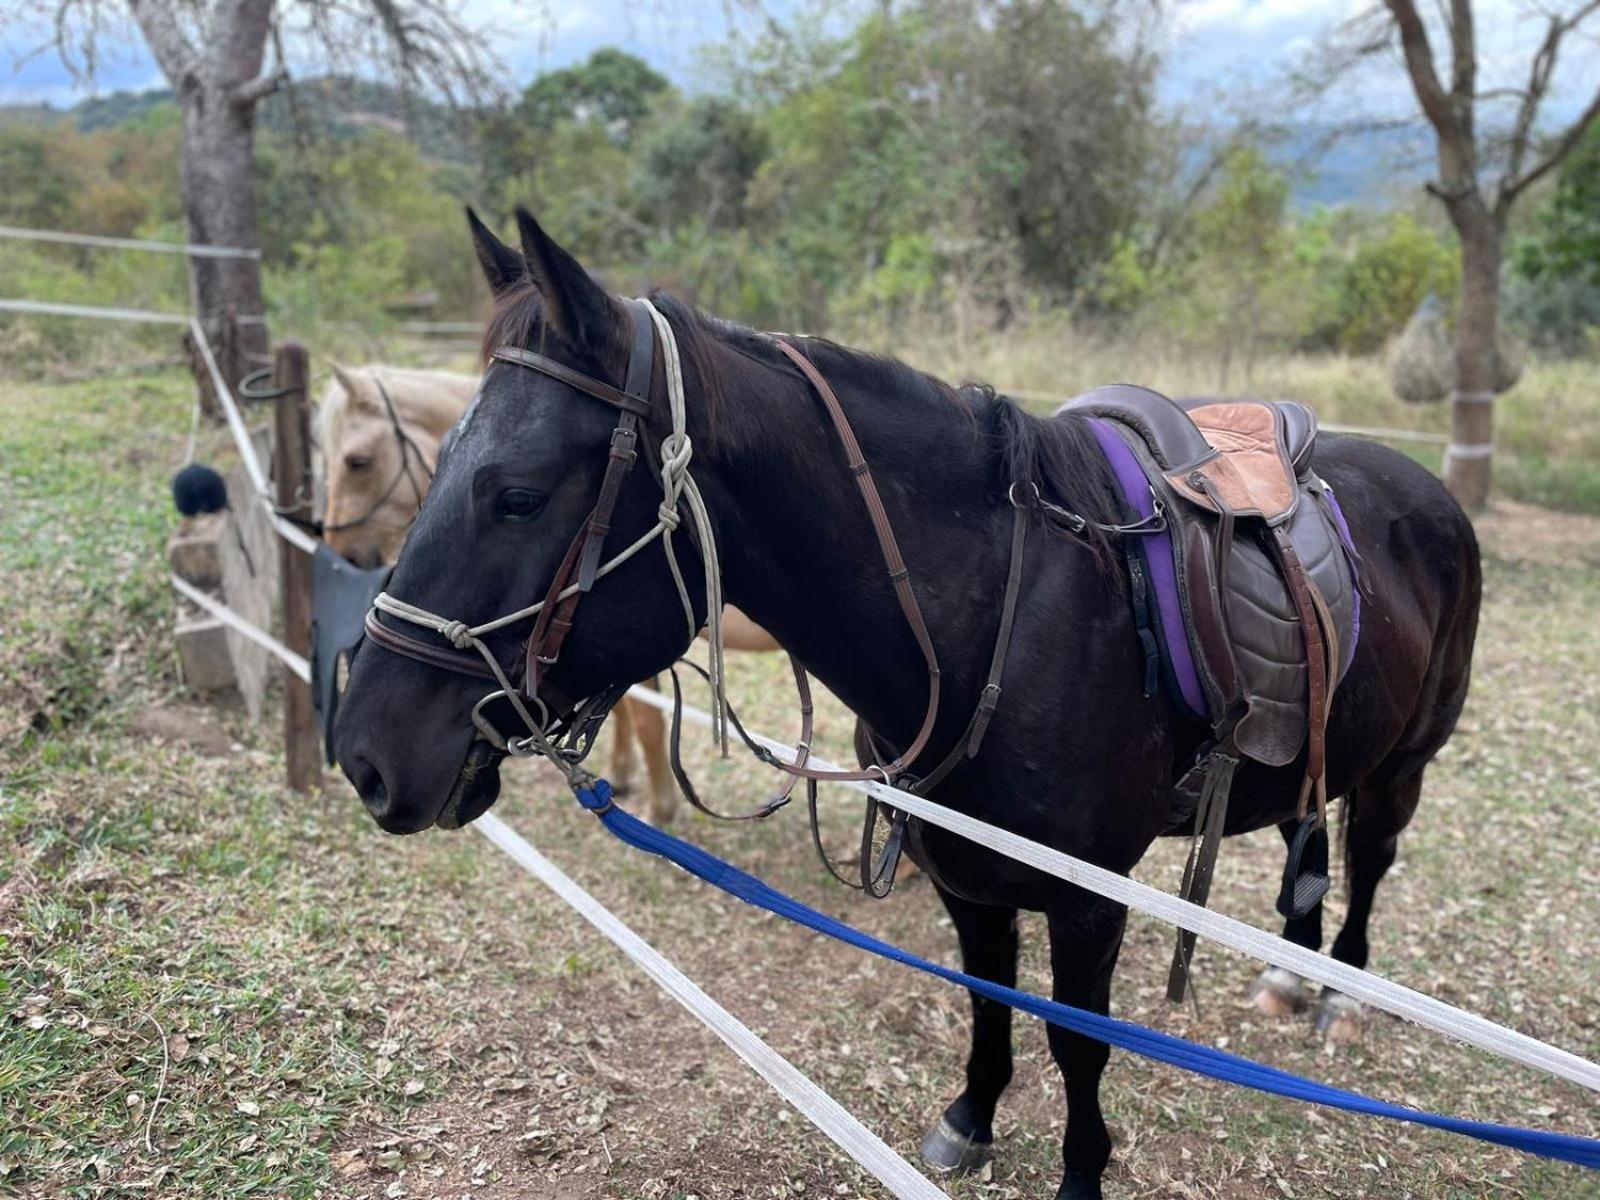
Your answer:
(1249, 819), (1322, 1017)
(920, 889), (1019, 1176)
(1314, 770), (1425, 1041)
(1045, 894), (1126, 1200)
(629, 684), (676, 827)
(609, 698), (638, 798)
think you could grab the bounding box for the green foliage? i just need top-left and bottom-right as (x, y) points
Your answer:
(1325, 212), (1459, 354)
(517, 47), (669, 145)
(1515, 122), (1600, 287)
(633, 97), (768, 235)
(1510, 122), (1600, 351)
(1151, 148), (1309, 384)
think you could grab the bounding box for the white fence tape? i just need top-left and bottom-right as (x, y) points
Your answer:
(626, 685), (1600, 1096)
(0, 297), (191, 325)
(169, 573), (310, 683)
(0, 223), (260, 260)
(472, 813), (946, 1200)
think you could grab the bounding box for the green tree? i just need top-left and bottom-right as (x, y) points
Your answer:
(632, 97), (769, 235)
(1330, 213), (1459, 354)
(516, 48), (669, 145)
(1515, 122), (1600, 288)
(1161, 148), (1304, 386)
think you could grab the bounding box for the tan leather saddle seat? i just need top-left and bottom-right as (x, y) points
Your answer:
(1061, 385), (1357, 771)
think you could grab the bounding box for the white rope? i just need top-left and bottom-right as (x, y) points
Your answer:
(626, 683), (1600, 1097)
(1319, 422), (1449, 446)
(0, 295), (315, 555)
(472, 813), (944, 1199)
(0, 223), (261, 260)
(0, 297), (191, 324)
(170, 573), (310, 683)
(1445, 442), (1496, 461)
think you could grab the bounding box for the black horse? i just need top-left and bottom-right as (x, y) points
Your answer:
(335, 211), (1482, 1199)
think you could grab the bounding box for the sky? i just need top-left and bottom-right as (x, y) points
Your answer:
(1, 0), (1594, 129)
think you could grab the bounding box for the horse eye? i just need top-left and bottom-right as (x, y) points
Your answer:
(345, 454), (373, 471)
(496, 488), (546, 522)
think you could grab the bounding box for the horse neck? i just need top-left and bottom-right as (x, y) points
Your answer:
(699, 341), (1015, 750)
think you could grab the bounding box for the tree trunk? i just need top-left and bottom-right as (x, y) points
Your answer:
(180, 83), (271, 391)
(1444, 203), (1500, 510)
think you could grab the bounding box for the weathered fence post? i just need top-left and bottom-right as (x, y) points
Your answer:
(272, 342), (322, 794)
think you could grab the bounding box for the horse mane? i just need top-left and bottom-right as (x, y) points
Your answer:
(480, 284), (1122, 560)
(657, 295), (1125, 560)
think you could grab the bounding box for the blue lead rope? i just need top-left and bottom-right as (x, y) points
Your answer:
(573, 779), (1600, 1169)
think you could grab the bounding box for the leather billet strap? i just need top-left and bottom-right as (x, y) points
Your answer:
(910, 503), (1030, 795)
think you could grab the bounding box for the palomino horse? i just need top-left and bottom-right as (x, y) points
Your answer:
(317, 363), (777, 823)
(334, 212), (1480, 1199)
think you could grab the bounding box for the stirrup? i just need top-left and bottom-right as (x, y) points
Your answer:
(1276, 811), (1331, 920)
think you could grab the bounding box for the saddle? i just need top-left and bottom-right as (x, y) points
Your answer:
(1059, 386), (1361, 1000)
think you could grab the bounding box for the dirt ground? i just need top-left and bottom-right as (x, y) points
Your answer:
(313, 502), (1600, 1200)
(3, 374), (1598, 1200)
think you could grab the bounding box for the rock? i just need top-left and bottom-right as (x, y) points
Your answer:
(166, 512), (227, 588)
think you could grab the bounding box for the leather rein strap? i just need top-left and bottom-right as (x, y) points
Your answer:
(768, 339), (944, 785)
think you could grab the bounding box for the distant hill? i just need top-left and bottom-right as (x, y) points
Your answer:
(0, 82), (1434, 209)
(1276, 123), (1434, 210)
(0, 77), (479, 163)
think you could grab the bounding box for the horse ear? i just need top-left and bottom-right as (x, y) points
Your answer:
(330, 363), (364, 405)
(514, 207), (617, 346)
(466, 207), (525, 297)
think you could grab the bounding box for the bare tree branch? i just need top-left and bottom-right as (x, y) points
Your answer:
(231, 69), (288, 108)
(1496, 0), (1600, 213)
(1381, 0), (1457, 136)
(1447, 0), (1474, 104)
(124, 0), (198, 84)
(1499, 83), (1600, 212)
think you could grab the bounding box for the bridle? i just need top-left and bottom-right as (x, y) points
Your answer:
(357, 294), (1140, 893)
(364, 298), (728, 778)
(323, 375), (436, 535)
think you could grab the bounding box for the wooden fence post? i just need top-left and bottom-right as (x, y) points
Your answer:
(272, 342), (322, 794)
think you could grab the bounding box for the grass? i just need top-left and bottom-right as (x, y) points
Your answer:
(2, 367), (1599, 1198)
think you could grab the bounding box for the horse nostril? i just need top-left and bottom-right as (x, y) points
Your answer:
(343, 754), (390, 816)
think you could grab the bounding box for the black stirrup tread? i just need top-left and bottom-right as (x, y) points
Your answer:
(1276, 813), (1331, 921)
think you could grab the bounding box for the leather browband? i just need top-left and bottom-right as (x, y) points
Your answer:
(489, 346), (652, 416)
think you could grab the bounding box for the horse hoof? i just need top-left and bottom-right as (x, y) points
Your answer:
(1249, 966), (1309, 1017)
(919, 1116), (991, 1176)
(1315, 990), (1364, 1042)
(1055, 1171), (1105, 1200)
